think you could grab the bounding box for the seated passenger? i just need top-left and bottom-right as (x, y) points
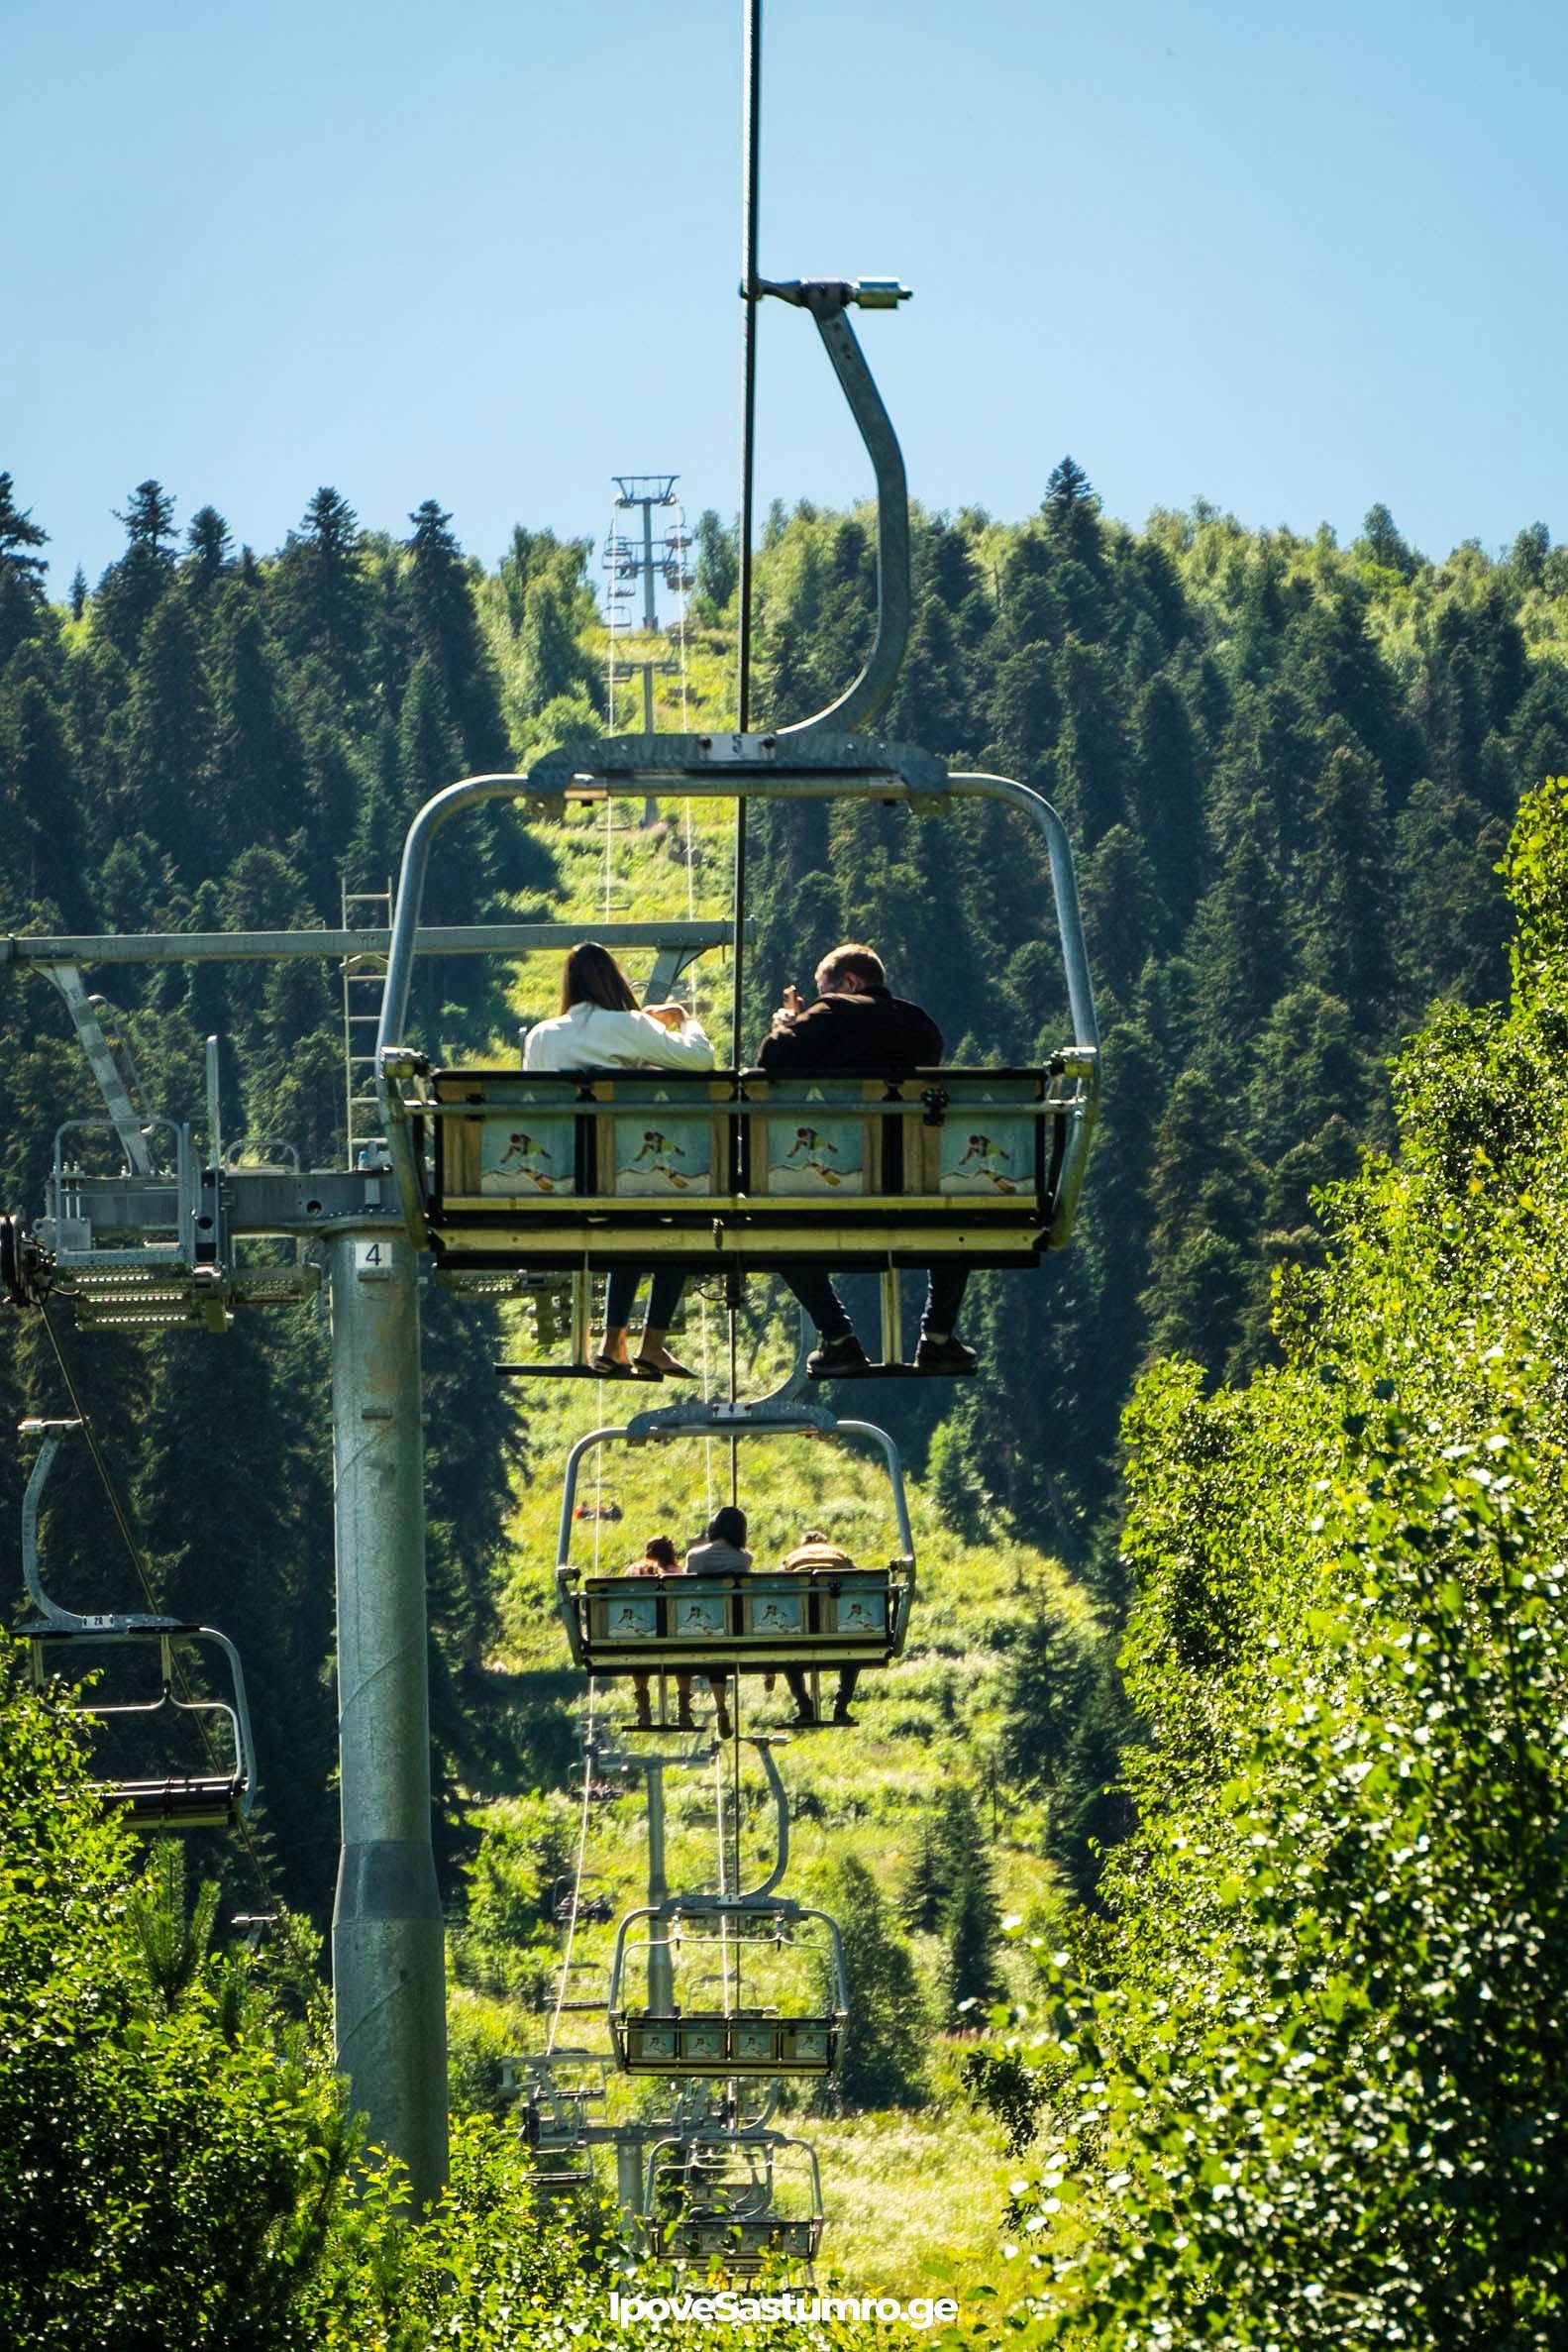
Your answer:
(678, 1505), (751, 1741)
(622, 1534), (727, 1735)
(755, 942), (974, 1376)
(525, 940), (713, 1379)
(778, 1529), (861, 1729)
(684, 1504), (752, 1580)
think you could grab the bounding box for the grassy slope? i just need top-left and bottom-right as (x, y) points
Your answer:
(451, 615), (1091, 2299)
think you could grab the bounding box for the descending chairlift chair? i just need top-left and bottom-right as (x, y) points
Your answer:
(605, 1732), (848, 2078)
(17, 1419), (257, 1830)
(373, 280), (1098, 1376)
(645, 2129), (825, 2269)
(553, 1392), (914, 1689)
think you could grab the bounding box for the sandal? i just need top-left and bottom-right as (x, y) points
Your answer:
(628, 1357), (666, 1381)
(591, 1353), (634, 1379)
(640, 1353), (697, 1379)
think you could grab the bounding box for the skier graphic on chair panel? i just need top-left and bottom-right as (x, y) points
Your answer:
(764, 1101), (866, 1196)
(614, 1115), (713, 1197)
(940, 1121), (1030, 1196)
(479, 1119), (573, 1196)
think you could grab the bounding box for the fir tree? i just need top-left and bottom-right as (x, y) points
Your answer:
(121, 589), (211, 865)
(0, 473), (50, 667)
(403, 499), (510, 775)
(95, 480), (179, 659)
(943, 1846), (1002, 2022)
(815, 1854), (927, 2112)
(271, 486), (370, 692)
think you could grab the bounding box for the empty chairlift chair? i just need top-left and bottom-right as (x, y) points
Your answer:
(17, 1420), (257, 1830)
(608, 1895), (848, 2078)
(646, 2130), (825, 2269)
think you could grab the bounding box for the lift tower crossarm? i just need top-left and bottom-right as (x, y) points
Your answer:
(2, 920), (740, 968)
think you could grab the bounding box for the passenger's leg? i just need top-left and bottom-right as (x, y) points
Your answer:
(832, 1665), (861, 1724)
(915, 1266), (977, 1370)
(636, 1269), (694, 1376)
(708, 1675), (734, 1739)
(781, 1270), (871, 1375)
(676, 1670), (695, 1730)
(920, 1265), (970, 1340)
(780, 1268), (854, 1341)
(601, 1267), (639, 1366)
(784, 1665), (816, 1725)
(633, 1670), (653, 1729)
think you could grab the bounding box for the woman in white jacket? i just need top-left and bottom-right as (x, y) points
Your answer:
(524, 940), (714, 1378)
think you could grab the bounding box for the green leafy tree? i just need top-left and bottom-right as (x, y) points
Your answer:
(977, 778), (1568, 2347)
(691, 507), (738, 613)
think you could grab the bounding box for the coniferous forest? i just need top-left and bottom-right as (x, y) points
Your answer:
(2, 459), (1566, 2344)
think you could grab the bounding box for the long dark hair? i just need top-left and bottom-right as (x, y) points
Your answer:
(561, 940), (639, 1016)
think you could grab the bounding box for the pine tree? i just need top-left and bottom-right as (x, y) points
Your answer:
(184, 505), (232, 589)
(815, 1854), (927, 2112)
(1053, 637), (1125, 845)
(898, 1824), (946, 1934)
(1041, 456), (1102, 571)
(0, 642), (85, 919)
(95, 480), (179, 658)
(1140, 1065), (1267, 1378)
(208, 586), (306, 854)
(403, 499), (510, 774)
(121, 589), (212, 866)
(1356, 502), (1420, 581)
(271, 486), (370, 694)
(943, 1847), (1002, 2023)
(0, 473), (50, 667)
(1127, 674), (1206, 944)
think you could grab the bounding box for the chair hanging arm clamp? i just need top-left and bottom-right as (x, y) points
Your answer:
(752, 277), (912, 317)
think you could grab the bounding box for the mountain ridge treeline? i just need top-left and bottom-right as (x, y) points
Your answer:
(3, 462), (1568, 1916)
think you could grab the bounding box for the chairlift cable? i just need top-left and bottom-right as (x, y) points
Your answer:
(723, 0), (764, 1490)
(547, 1683), (600, 2058)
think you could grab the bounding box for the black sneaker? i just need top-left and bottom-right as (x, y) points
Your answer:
(914, 1333), (978, 1375)
(790, 1704), (817, 1728)
(806, 1332), (872, 1379)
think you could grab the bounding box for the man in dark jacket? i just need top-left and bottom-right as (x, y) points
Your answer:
(756, 942), (975, 1376)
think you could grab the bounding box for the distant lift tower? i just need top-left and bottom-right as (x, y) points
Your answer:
(602, 475), (692, 734)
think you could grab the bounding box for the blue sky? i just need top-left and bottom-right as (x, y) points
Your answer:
(7, 0), (1565, 589)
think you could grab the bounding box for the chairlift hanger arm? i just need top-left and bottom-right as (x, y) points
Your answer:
(751, 277), (913, 738)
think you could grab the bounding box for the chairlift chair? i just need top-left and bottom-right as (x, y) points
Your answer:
(373, 282), (1098, 1333)
(646, 2130), (825, 2268)
(555, 1396), (914, 1678)
(505, 2050), (610, 2198)
(607, 1895), (847, 2077)
(16, 1420), (257, 1830)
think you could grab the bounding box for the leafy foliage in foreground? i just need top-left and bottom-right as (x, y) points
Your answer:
(0, 1653), (353, 2348)
(973, 783), (1568, 2344)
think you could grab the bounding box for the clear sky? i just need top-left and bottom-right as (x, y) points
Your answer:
(8, 0), (1566, 591)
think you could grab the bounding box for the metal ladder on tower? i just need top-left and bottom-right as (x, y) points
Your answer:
(342, 883), (391, 1170)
